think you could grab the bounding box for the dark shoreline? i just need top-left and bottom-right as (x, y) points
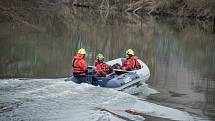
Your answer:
(0, 0), (214, 24)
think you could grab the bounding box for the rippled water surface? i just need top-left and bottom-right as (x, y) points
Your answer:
(0, 9), (215, 120)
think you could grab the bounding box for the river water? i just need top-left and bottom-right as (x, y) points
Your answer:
(0, 8), (215, 120)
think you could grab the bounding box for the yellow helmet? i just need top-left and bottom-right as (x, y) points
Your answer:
(78, 48), (86, 55)
(96, 53), (104, 60)
(126, 49), (134, 55)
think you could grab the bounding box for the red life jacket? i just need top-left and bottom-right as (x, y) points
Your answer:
(122, 56), (141, 71)
(131, 56), (141, 70)
(72, 54), (87, 76)
(94, 60), (110, 77)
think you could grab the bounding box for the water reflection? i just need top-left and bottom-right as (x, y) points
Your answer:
(0, 8), (215, 120)
(0, 9), (155, 78)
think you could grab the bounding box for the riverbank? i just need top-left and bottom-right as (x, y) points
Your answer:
(72, 0), (215, 21)
(127, 0), (215, 21)
(0, 0), (214, 24)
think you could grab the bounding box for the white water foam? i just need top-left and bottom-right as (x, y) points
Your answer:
(0, 78), (199, 121)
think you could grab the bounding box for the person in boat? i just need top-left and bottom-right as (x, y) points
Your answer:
(121, 49), (141, 71)
(71, 48), (88, 83)
(94, 53), (112, 77)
